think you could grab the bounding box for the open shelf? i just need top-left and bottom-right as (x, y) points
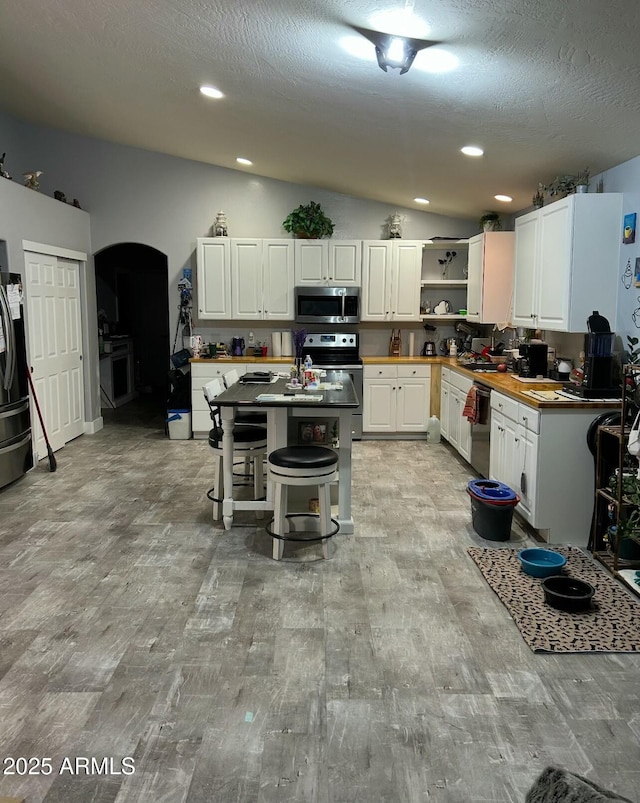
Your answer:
(420, 279), (468, 287)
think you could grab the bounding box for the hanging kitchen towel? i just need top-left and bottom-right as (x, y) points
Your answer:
(463, 385), (480, 423)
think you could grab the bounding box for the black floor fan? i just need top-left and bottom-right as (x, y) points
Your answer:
(26, 370), (57, 472)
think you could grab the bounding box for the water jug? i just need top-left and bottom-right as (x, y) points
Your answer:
(427, 415), (441, 443)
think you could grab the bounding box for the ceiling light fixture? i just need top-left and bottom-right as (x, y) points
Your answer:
(494, 194), (513, 202)
(354, 26), (440, 74)
(200, 85), (224, 99)
(461, 146), (483, 157)
(414, 197), (430, 205)
(236, 157), (253, 166)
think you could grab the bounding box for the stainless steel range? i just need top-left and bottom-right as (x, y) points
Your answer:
(301, 331), (362, 439)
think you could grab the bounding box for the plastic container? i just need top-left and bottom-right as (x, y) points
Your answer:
(517, 547), (567, 577)
(468, 495), (515, 541)
(467, 479), (518, 504)
(467, 480), (520, 541)
(426, 415), (441, 443)
(167, 409), (191, 440)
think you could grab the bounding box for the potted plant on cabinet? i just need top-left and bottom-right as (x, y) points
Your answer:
(575, 167), (590, 193)
(479, 211), (501, 232)
(282, 201), (335, 239)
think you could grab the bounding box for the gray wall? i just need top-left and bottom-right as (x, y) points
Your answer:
(0, 177), (97, 423)
(0, 107), (479, 377)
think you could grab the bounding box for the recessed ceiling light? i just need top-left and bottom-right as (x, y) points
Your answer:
(495, 194), (513, 202)
(414, 197), (430, 204)
(200, 85), (224, 99)
(236, 157), (253, 166)
(461, 146), (483, 157)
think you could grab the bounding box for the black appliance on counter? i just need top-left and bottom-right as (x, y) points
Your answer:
(517, 342), (548, 378)
(562, 311), (621, 399)
(0, 272), (33, 490)
(301, 331), (362, 439)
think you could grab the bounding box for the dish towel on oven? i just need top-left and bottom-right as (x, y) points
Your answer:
(463, 385), (479, 423)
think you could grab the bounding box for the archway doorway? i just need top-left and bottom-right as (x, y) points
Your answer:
(95, 243), (170, 421)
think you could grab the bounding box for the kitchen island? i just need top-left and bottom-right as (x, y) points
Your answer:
(211, 371), (359, 533)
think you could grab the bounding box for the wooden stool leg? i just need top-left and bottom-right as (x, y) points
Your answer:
(212, 454), (223, 521)
(319, 481), (332, 559)
(272, 482), (286, 560)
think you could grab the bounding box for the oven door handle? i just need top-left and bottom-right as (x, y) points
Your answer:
(340, 288), (345, 321)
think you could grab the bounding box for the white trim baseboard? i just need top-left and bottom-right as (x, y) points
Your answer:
(84, 417), (104, 435)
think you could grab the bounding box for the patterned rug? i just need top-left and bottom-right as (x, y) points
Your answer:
(467, 546), (640, 653)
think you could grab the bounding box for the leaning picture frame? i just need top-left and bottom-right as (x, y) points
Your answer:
(298, 420), (328, 445)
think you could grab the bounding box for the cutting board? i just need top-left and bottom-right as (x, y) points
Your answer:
(512, 376), (563, 384)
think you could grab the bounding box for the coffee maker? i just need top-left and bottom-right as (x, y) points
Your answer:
(517, 342), (548, 378)
(231, 337), (245, 356)
(563, 311), (620, 398)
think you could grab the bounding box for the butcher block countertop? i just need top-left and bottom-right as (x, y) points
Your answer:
(361, 356), (621, 410)
(189, 355), (620, 410)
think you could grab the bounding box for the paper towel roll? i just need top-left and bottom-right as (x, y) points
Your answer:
(271, 331), (282, 357)
(408, 332), (415, 357)
(281, 330), (293, 357)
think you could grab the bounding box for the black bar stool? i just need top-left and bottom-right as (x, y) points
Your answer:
(266, 445), (339, 560)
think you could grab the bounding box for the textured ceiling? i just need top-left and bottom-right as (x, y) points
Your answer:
(1, 0), (639, 218)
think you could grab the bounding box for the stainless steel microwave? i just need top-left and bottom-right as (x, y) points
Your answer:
(294, 286), (360, 324)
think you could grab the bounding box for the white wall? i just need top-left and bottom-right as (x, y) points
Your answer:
(595, 157), (640, 353)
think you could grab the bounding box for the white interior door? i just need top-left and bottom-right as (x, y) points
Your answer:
(24, 252), (84, 457)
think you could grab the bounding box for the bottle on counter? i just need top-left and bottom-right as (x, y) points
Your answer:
(449, 340), (458, 358)
(304, 354), (313, 371)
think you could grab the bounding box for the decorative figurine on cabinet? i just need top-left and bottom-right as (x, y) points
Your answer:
(387, 212), (404, 239)
(213, 210), (228, 237)
(54, 190), (67, 203)
(23, 170), (43, 191)
(0, 153), (12, 180)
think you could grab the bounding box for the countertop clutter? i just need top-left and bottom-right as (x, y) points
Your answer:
(189, 355), (620, 410)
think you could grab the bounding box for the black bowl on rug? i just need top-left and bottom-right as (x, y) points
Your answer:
(541, 575), (595, 612)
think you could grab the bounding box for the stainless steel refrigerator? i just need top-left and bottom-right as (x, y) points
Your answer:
(0, 272), (33, 489)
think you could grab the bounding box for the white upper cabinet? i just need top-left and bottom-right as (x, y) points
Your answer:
(196, 238), (232, 320)
(466, 232), (514, 324)
(329, 240), (361, 285)
(294, 240), (327, 285)
(231, 238), (294, 320)
(294, 239), (361, 286)
(512, 193), (622, 331)
(361, 240), (421, 322)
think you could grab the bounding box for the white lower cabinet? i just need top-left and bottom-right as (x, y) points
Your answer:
(488, 390), (613, 546)
(440, 367), (472, 462)
(490, 392), (540, 522)
(363, 364), (430, 433)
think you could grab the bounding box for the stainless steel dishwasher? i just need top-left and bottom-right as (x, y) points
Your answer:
(469, 382), (492, 477)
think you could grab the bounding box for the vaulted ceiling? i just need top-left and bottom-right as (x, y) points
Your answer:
(1, 0), (638, 218)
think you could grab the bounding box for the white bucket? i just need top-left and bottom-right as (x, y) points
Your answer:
(167, 409), (191, 440)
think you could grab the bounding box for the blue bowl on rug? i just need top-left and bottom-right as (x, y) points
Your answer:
(517, 548), (567, 578)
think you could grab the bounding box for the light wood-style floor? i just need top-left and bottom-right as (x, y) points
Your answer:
(0, 401), (639, 803)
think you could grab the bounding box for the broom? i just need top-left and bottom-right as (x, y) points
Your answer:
(26, 370), (57, 472)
